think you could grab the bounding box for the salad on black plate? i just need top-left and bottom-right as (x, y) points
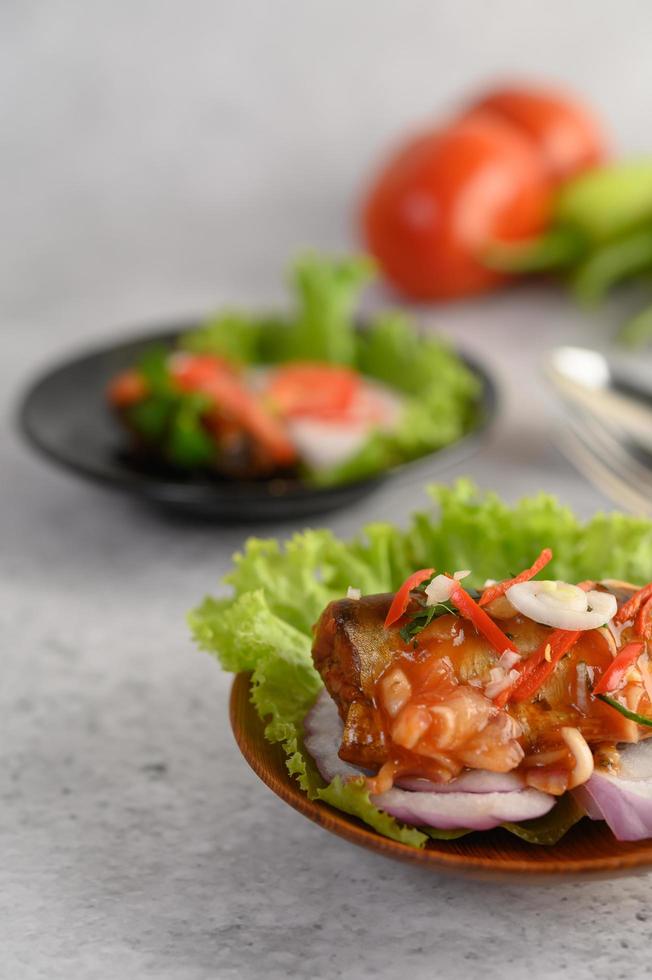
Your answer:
(108, 254), (481, 487)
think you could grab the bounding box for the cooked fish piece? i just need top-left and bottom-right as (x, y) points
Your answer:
(311, 582), (645, 791)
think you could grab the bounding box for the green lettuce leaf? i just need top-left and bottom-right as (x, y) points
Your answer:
(317, 777), (427, 848)
(181, 312), (264, 364)
(311, 313), (481, 486)
(181, 312), (293, 366)
(188, 588), (424, 845)
(501, 793), (585, 845)
(284, 252), (376, 364)
(190, 480), (652, 848)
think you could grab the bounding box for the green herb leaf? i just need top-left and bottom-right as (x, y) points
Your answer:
(597, 694), (652, 728)
(399, 601), (454, 642)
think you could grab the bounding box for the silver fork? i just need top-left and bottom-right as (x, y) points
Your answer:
(555, 407), (652, 517)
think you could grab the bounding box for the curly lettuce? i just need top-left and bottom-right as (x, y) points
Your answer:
(189, 481), (652, 847)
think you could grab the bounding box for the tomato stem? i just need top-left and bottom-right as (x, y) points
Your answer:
(570, 228), (652, 306)
(483, 228), (585, 273)
(619, 302), (652, 347)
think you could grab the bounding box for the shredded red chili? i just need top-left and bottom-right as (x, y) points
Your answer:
(635, 595), (652, 639)
(478, 548), (553, 606)
(614, 582), (652, 626)
(592, 641), (646, 696)
(450, 585), (519, 655)
(494, 628), (582, 706)
(384, 569), (434, 629)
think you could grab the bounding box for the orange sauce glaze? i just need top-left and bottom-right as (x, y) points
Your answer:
(370, 612), (649, 789)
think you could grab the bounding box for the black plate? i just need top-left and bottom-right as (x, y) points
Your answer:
(17, 324), (498, 521)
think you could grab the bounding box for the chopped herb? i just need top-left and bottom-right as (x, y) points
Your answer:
(399, 601), (455, 642)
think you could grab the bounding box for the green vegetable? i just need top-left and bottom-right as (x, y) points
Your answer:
(126, 347), (215, 467)
(399, 601), (455, 643)
(190, 480), (652, 848)
(422, 827), (472, 840)
(286, 252), (376, 364)
(312, 312), (481, 486)
(182, 312), (265, 364)
(484, 160), (652, 346)
(173, 256), (481, 485)
(555, 161), (652, 245)
(488, 161), (652, 275)
(620, 302), (652, 347)
(570, 228), (652, 305)
(501, 793), (585, 845)
(597, 694), (652, 728)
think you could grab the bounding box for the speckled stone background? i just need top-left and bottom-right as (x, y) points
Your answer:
(3, 3), (652, 978)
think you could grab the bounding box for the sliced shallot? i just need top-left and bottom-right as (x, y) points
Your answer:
(573, 739), (652, 841)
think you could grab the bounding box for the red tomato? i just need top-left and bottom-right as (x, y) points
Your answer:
(468, 85), (606, 183)
(362, 113), (551, 300)
(266, 362), (361, 420)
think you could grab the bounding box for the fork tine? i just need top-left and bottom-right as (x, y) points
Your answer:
(556, 417), (652, 517)
(568, 408), (652, 494)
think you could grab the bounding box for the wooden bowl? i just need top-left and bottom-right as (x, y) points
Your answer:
(230, 673), (652, 880)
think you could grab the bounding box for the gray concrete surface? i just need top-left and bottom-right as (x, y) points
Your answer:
(3, 3), (652, 978)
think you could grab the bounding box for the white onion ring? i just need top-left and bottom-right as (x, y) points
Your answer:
(506, 580), (616, 630)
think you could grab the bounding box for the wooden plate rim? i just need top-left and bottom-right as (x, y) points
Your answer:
(230, 673), (652, 880)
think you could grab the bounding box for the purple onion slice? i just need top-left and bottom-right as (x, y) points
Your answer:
(572, 739), (652, 841)
(372, 785), (555, 831)
(304, 689), (367, 783)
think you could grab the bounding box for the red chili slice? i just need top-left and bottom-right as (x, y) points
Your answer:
(450, 585), (519, 655)
(478, 548), (553, 606)
(494, 629), (582, 706)
(613, 582), (652, 626)
(592, 641), (646, 696)
(384, 569), (435, 629)
(171, 354), (297, 465)
(635, 596), (652, 639)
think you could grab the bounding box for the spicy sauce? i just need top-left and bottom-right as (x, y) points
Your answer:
(368, 611), (649, 794)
